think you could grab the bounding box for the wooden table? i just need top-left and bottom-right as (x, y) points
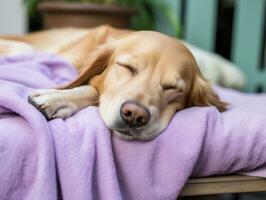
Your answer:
(180, 175), (266, 197)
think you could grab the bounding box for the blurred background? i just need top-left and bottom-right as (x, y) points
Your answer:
(1, 0), (266, 93)
(0, 0), (266, 92)
(1, 0), (266, 199)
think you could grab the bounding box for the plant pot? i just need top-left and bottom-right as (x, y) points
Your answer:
(38, 2), (136, 29)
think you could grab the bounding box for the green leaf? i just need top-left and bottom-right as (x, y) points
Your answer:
(145, 0), (181, 37)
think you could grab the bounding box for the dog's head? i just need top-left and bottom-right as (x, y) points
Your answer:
(66, 31), (227, 140)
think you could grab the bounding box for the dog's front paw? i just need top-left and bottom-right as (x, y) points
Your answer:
(28, 89), (76, 120)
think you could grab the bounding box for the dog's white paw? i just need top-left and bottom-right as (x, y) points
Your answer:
(28, 89), (76, 120)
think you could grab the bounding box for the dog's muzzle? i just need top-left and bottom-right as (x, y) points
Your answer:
(120, 101), (150, 128)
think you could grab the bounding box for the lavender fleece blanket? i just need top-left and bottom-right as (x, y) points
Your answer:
(0, 53), (266, 200)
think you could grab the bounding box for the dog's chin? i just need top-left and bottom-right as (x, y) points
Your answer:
(107, 118), (167, 141)
(112, 128), (162, 141)
(112, 130), (135, 140)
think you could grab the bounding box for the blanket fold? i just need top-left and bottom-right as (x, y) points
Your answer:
(0, 53), (266, 200)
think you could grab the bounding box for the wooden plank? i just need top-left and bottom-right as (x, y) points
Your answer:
(231, 0), (265, 92)
(184, 0), (218, 51)
(187, 175), (264, 184)
(180, 175), (266, 197)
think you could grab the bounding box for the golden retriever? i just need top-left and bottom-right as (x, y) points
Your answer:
(0, 25), (227, 140)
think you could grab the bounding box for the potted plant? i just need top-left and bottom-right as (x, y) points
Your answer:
(25, 0), (180, 35)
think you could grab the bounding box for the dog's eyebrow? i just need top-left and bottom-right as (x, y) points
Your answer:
(115, 54), (132, 63)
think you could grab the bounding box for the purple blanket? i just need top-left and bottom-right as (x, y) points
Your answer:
(0, 53), (266, 200)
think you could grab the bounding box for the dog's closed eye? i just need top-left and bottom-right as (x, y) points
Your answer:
(163, 87), (184, 103)
(116, 61), (137, 75)
(162, 81), (185, 103)
(162, 84), (177, 91)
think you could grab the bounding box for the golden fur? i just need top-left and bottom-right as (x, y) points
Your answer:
(1, 25), (227, 140)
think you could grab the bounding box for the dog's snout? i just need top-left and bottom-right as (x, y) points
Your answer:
(120, 102), (150, 128)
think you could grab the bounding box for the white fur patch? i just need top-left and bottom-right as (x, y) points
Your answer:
(184, 42), (246, 89)
(0, 39), (34, 55)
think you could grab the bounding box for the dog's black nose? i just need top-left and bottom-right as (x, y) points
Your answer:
(120, 102), (150, 128)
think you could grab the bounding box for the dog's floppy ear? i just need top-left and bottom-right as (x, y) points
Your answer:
(186, 74), (228, 112)
(62, 44), (114, 89)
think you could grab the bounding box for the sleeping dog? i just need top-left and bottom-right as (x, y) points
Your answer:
(1, 25), (227, 140)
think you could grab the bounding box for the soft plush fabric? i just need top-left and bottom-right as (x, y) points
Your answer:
(0, 53), (266, 200)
